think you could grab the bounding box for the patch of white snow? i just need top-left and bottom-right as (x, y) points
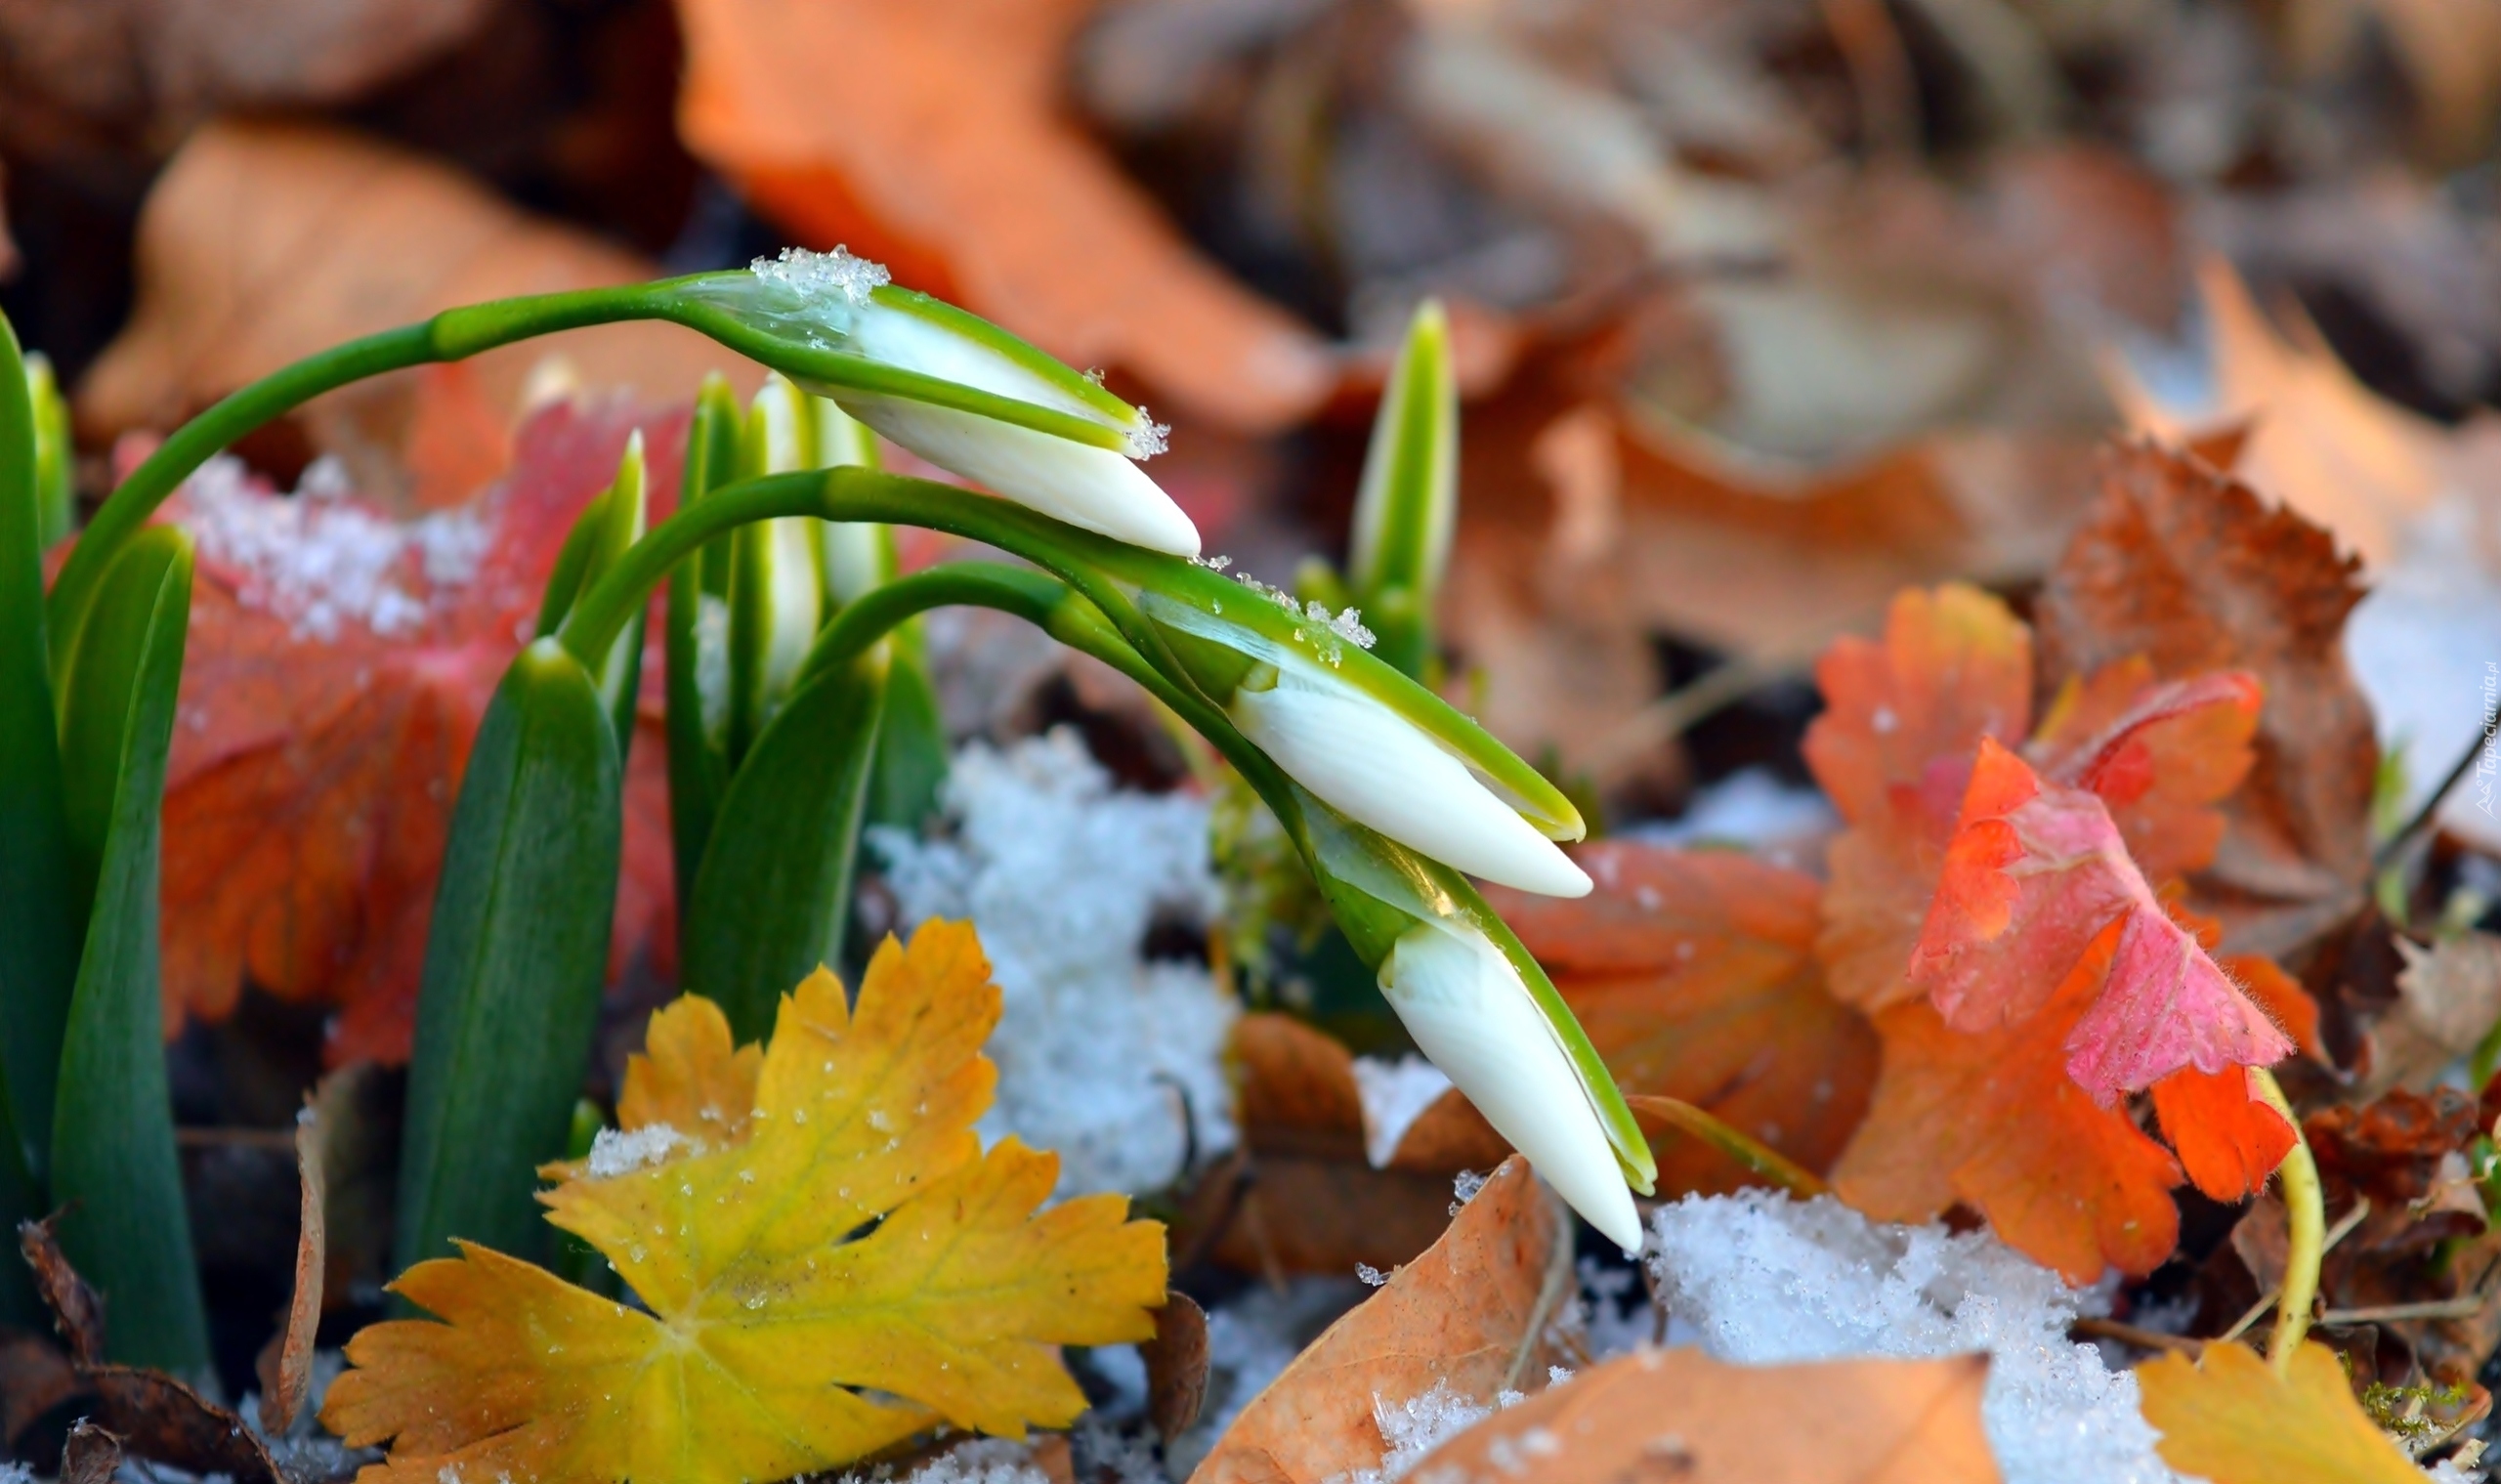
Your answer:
(870, 731), (1237, 1197)
(584, 1124), (692, 1179)
(1645, 1190), (2181, 1484)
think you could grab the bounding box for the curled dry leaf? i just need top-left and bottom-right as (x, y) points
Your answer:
(322, 922), (1169, 1484)
(60, 1418), (121, 1484)
(1142, 1292), (1211, 1446)
(1187, 1156), (1568, 1484)
(18, 1216), (284, 1484)
(673, 0), (1335, 434)
(157, 397), (680, 1063)
(1407, 1349), (2001, 1484)
(2138, 1340), (2427, 1483)
(257, 1071), (343, 1435)
(0, 1329), (88, 1448)
(77, 119), (757, 469)
(2034, 441), (2377, 957)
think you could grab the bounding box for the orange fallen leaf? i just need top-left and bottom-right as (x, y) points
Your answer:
(1489, 843), (1878, 1194)
(322, 921), (1168, 1484)
(1409, 1349), (2000, 1484)
(1186, 1156), (1566, 1484)
(673, 0), (1335, 435)
(1809, 578), (2299, 1278)
(2137, 1340), (2427, 1483)
(156, 397), (680, 1062)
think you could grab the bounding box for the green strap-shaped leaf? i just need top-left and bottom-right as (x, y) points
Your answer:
(0, 1095), (38, 1328)
(48, 526), (211, 1374)
(665, 375), (742, 912)
(26, 353), (73, 551)
(1346, 300), (1458, 682)
(682, 658), (887, 1042)
(395, 640), (623, 1270)
(0, 314), (79, 1175)
(868, 640), (947, 830)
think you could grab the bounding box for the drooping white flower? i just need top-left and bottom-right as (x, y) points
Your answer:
(1379, 919), (1640, 1251)
(1229, 663), (1591, 897)
(687, 249), (1201, 557)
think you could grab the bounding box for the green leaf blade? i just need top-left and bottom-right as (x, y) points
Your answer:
(47, 526), (210, 1375)
(396, 641), (623, 1270)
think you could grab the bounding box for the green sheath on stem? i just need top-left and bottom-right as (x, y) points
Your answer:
(395, 640), (623, 1271)
(48, 526), (210, 1375)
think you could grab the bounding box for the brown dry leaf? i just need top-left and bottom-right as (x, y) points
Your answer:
(61, 1418), (121, 1484)
(77, 119), (758, 482)
(1409, 1349), (2000, 1484)
(0, 0), (494, 138)
(2034, 441), (2377, 957)
(0, 1330), (88, 1448)
(255, 1076), (338, 1435)
(1188, 1157), (1569, 1484)
(2363, 934), (2501, 1098)
(673, 0), (1335, 434)
(18, 1216), (284, 1484)
(1142, 1292), (1211, 1446)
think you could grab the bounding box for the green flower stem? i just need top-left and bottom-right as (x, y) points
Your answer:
(2257, 1067), (2323, 1374)
(49, 276), (1148, 676)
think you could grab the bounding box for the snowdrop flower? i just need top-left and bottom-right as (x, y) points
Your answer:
(1380, 919), (1641, 1251)
(681, 248), (1200, 556)
(1229, 661), (1591, 897)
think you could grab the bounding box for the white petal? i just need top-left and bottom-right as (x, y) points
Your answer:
(837, 395), (1200, 557)
(1381, 923), (1641, 1252)
(1232, 671), (1590, 896)
(853, 302), (1114, 429)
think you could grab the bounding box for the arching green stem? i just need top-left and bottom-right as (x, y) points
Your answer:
(2257, 1068), (2323, 1374)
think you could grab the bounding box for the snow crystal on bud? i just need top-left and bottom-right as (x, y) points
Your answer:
(750, 245), (890, 307)
(1646, 1190), (2182, 1484)
(584, 1124), (693, 1178)
(1125, 409), (1171, 459)
(869, 730), (1236, 1196)
(1351, 1054), (1454, 1167)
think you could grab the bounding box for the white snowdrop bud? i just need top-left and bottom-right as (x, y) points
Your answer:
(686, 248), (1200, 556)
(1380, 920), (1641, 1252)
(1230, 663), (1591, 898)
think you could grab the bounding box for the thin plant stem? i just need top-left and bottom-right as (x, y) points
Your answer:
(2375, 724), (2491, 872)
(1625, 1093), (1828, 1200)
(2256, 1067), (2325, 1374)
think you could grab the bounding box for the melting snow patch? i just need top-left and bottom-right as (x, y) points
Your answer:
(1352, 1055), (1454, 1167)
(871, 731), (1236, 1197)
(839, 1438), (1051, 1484)
(171, 454), (489, 641)
(1645, 1190), (2180, 1484)
(1329, 1380), (1525, 1484)
(751, 245), (891, 306)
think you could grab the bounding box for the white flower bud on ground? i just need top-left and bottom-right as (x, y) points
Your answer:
(1379, 921), (1639, 1251)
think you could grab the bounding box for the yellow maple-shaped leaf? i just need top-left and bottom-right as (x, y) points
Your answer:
(617, 993), (761, 1147)
(321, 920), (1169, 1484)
(2138, 1341), (2426, 1484)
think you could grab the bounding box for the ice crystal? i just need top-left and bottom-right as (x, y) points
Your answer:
(1645, 1191), (2181, 1484)
(870, 731), (1236, 1196)
(1330, 1380), (1525, 1484)
(1351, 1054), (1454, 1167)
(750, 245), (891, 307)
(584, 1124), (692, 1179)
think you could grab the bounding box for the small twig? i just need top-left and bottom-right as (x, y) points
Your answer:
(1624, 1094), (1828, 1199)
(1585, 657), (1792, 777)
(2319, 1296), (2490, 1325)
(2375, 727), (2487, 872)
(1505, 1192), (1582, 1391)
(2069, 1317), (2205, 1355)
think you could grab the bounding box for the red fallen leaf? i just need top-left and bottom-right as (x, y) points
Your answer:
(2152, 1067), (2294, 1204)
(1913, 738), (2294, 1102)
(153, 397), (683, 1063)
